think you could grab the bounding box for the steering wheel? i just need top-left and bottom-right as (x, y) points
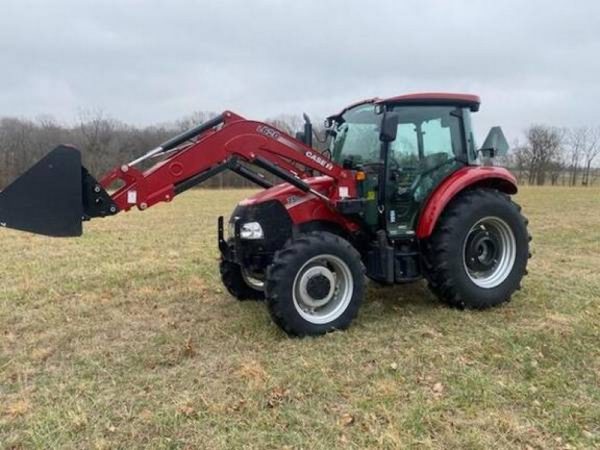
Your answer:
(361, 154), (404, 171)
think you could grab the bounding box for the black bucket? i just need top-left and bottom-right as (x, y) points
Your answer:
(0, 146), (118, 237)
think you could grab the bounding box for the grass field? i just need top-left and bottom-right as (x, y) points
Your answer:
(1, 186), (600, 449)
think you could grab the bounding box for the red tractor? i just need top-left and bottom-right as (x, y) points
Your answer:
(0, 93), (530, 336)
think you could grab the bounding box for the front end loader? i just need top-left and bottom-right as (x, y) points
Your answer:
(0, 93), (530, 336)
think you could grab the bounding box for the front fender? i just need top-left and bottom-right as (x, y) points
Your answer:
(416, 166), (518, 239)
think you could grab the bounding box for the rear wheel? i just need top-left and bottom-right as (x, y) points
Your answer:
(424, 188), (530, 309)
(265, 232), (365, 336)
(220, 259), (264, 301)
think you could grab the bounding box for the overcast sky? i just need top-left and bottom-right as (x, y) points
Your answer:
(1, 0), (599, 142)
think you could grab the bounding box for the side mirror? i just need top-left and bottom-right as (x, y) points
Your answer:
(379, 113), (399, 143)
(479, 126), (509, 158)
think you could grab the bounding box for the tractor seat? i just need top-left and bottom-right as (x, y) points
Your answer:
(421, 152), (448, 170)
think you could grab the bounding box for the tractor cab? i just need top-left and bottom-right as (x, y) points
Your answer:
(327, 94), (484, 237)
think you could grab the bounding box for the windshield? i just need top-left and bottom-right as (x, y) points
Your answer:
(330, 104), (380, 165)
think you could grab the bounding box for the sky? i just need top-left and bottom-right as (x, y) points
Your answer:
(1, 0), (599, 143)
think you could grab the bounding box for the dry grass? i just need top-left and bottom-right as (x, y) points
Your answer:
(1, 187), (599, 449)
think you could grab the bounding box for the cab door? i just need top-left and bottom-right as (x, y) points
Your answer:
(384, 106), (467, 237)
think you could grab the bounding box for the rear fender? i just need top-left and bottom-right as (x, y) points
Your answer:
(416, 166), (518, 239)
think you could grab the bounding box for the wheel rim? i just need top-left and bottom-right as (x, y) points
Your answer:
(241, 267), (265, 291)
(292, 254), (354, 325)
(463, 216), (516, 289)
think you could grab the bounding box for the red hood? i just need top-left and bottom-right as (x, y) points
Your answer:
(240, 176), (334, 206)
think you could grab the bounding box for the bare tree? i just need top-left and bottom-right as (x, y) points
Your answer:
(518, 125), (564, 185)
(175, 111), (218, 132)
(580, 127), (600, 186)
(76, 109), (128, 175)
(265, 114), (304, 136)
(591, 167), (600, 186)
(565, 127), (587, 186)
(0, 117), (36, 186)
(548, 159), (565, 185)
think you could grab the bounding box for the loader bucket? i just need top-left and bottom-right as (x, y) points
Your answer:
(0, 145), (117, 237)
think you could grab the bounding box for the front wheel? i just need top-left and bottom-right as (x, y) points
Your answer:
(220, 259), (264, 301)
(265, 232), (365, 336)
(424, 188), (530, 309)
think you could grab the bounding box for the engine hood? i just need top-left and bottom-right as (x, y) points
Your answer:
(239, 176), (334, 207)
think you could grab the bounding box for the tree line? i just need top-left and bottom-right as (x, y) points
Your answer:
(0, 111), (327, 190)
(1, 112), (598, 189)
(506, 125), (600, 186)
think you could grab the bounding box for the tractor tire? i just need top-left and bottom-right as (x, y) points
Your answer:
(219, 259), (264, 301)
(265, 232), (365, 337)
(423, 188), (530, 309)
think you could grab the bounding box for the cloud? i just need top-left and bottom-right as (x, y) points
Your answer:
(1, 0), (599, 141)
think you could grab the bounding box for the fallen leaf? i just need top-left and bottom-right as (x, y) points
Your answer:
(139, 409), (153, 420)
(432, 382), (444, 398)
(266, 387), (289, 408)
(421, 327), (442, 338)
(5, 399), (29, 418)
(31, 347), (54, 361)
(229, 398), (246, 412)
(177, 404), (196, 417)
(237, 360), (268, 386)
(339, 413), (355, 427)
(181, 337), (195, 358)
(67, 409), (88, 430)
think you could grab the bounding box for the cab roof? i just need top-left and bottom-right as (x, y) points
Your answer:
(327, 92), (480, 120)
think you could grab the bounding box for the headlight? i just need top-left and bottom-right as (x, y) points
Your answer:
(239, 221), (264, 240)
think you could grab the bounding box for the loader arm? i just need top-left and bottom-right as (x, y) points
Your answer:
(101, 111), (357, 214)
(0, 111), (358, 237)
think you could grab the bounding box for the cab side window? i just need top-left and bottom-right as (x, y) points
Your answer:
(422, 115), (463, 159)
(389, 106), (464, 170)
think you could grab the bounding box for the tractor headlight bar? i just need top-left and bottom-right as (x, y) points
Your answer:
(239, 221), (264, 240)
